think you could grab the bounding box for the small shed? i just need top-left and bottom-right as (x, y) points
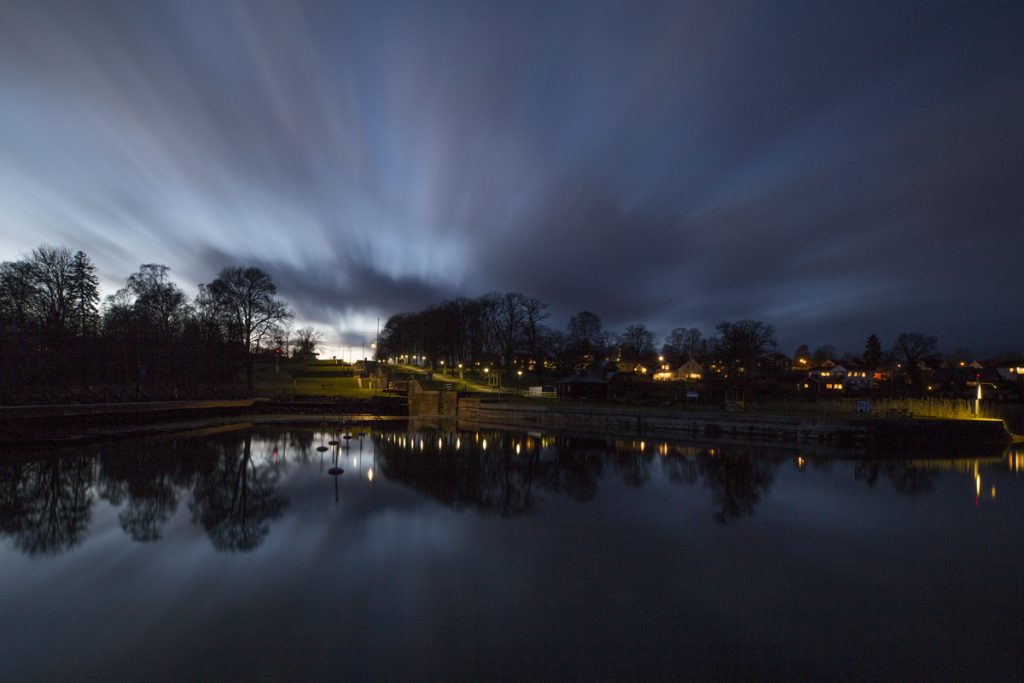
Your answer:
(554, 372), (609, 400)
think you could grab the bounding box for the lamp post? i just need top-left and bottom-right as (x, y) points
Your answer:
(976, 373), (982, 416)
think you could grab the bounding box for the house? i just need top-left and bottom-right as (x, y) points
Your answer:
(808, 364), (848, 391)
(554, 371), (609, 400)
(675, 358), (703, 381)
(652, 358), (702, 382)
(995, 365), (1024, 382)
(800, 363), (866, 392)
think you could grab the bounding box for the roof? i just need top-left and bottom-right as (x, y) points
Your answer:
(554, 372), (609, 385)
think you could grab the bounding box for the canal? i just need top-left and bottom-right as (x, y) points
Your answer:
(1, 424), (1021, 681)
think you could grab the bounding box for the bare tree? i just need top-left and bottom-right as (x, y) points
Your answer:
(566, 310), (604, 366)
(498, 292), (526, 368)
(293, 326), (322, 357)
(203, 266), (292, 388)
(891, 332), (938, 385)
(520, 295), (549, 373)
(619, 323), (655, 360)
(0, 259), (40, 335)
(29, 245), (75, 340)
(713, 320), (777, 375)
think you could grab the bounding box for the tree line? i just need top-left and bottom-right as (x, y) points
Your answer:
(0, 244), (292, 401)
(378, 293), (786, 376)
(378, 293), (1021, 383)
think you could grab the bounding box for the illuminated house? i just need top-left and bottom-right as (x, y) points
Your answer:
(804, 364), (872, 392)
(807, 364), (847, 391)
(653, 358), (703, 382)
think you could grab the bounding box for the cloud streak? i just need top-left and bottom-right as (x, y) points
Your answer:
(0, 0), (1021, 354)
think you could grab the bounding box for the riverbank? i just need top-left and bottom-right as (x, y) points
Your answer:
(0, 393), (1015, 456)
(0, 397), (405, 447)
(450, 397), (1014, 456)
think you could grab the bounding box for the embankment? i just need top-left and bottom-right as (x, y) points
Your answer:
(0, 396), (405, 446)
(449, 397), (1013, 455)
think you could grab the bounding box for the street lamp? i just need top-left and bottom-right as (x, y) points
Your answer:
(976, 373), (983, 416)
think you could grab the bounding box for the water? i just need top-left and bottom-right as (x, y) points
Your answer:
(1, 425), (1022, 681)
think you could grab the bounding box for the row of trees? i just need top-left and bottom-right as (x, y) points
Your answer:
(379, 293), (1019, 384)
(0, 244), (293, 398)
(376, 293), (784, 376)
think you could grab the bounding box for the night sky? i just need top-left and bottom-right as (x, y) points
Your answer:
(1, 0), (1021, 356)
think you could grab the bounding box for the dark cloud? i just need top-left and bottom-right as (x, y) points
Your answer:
(0, 0), (1021, 355)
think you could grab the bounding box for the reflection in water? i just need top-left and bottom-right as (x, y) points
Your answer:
(0, 427), (1020, 556)
(189, 433), (287, 552)
(0, 455), (93, 555)
(700, 453), (779, 523)
(855, 460), (936, 496)
(99, 446), (193, 542)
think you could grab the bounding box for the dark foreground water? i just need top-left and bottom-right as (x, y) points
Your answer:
(1, 425), (1022, 681)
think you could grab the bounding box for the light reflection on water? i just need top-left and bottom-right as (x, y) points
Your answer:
(0, 428), (1018, 554)
(0, 426), (1022, 680)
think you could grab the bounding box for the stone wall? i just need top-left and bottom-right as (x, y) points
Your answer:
(456, 398), (1012, 454)
(407, 380), (458, 418)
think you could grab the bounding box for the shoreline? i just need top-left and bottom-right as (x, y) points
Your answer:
(0, 397), (1016, 456)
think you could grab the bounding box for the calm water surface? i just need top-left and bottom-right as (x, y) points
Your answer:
(1, 425), (1022, 681)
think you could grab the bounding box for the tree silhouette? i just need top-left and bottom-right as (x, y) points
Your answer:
(863, 334), (883, 369)
(202, 266), (292, 389)
(891, 332), (938, 386)
(97, 446), (186, 542)
(713, 320), (777, 375)
(699, 453), (777, 523)
(189, 433), (287, 552)
(0, 455), (95, 555)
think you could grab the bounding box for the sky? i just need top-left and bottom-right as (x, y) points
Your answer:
(1, 0), (1022, 358)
